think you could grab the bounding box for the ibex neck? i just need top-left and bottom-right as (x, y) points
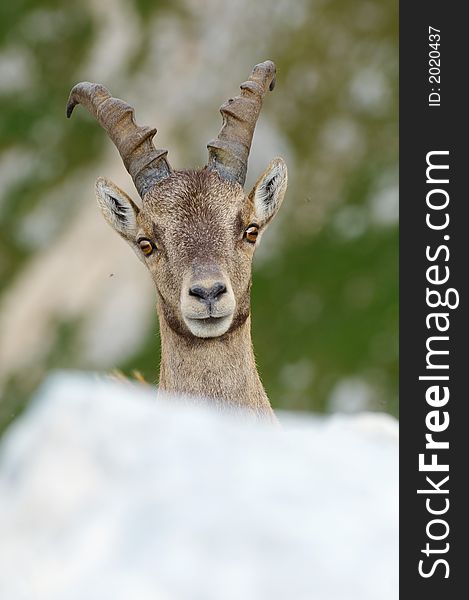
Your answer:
(157, 313), (274, 420)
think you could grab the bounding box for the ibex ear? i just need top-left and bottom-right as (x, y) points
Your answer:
(249, 158), (287, 227)
(95, 177), (139, 240)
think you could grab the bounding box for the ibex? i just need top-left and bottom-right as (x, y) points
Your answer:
(67, 61), (287, 421)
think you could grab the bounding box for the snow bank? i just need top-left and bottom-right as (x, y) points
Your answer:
(0, 372), (398, 600)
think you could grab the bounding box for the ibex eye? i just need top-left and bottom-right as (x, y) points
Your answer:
(244, 225), (259, 243)
(138, 239), (154, 256)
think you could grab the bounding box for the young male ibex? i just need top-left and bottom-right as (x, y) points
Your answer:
(67, 60), (287, 421)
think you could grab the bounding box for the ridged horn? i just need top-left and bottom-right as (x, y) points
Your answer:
(66, 82), (171, 198)
(207, 60), (276, 186)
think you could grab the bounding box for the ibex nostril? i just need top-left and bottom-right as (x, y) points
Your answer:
(188, 286), (207, 300)
(210, 282), (227, 300)
(189, 282), (227, 303)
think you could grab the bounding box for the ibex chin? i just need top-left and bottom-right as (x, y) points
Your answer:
(67, 61), (287, 421)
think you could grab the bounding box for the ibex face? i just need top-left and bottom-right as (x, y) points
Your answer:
(95, 159), (286, 339)
(67, 61), (287, 341)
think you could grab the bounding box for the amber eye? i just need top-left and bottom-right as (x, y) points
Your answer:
(244, 224), (259, 243)
(138, 239), (154, 256)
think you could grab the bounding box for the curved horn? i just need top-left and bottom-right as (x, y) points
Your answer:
(66, 82), (171, 198)
(207, 60), (276, 186)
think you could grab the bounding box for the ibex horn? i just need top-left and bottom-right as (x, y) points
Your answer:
(207, 60), (276, 186)
(66, 82), (171, 198)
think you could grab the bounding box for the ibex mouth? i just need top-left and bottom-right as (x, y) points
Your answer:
(193, 316), (225, 323)
(184, 314), (234, 339)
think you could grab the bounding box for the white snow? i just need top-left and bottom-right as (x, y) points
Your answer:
(0, 372), (398, 600)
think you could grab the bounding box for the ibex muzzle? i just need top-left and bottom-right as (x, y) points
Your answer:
(67, 61), (288, 418)
(182, 264), (236, 338)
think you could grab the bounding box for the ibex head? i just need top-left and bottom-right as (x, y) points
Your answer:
(67, 61), (287, 340)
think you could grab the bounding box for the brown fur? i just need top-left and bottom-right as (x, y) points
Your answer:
(96, 161), (287, 423)
(140, 171), (273, 419)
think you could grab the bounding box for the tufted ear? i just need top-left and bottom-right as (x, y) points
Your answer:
(95, 177), (140, 241)
(249, 158), (288, 227)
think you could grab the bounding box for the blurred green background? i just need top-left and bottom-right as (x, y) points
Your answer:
(0, 0), (397, 433)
